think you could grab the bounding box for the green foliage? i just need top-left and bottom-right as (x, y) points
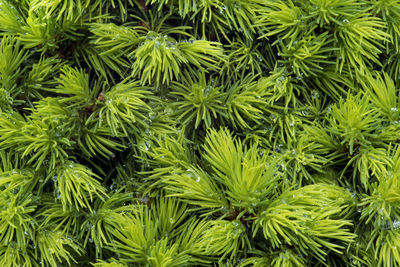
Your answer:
(53, 66), (94, 108)
(90, 80), (153, 136)
(335, 15), (389, 76)
(278, 33), (337, 77)
(0, 34), (28, 93)
(131, 31), (225, 85)
(169, 70), (225, 129)
(36, 229), (83, 267)
(52, 161), (107, 211)
(2, 0), (400, 266)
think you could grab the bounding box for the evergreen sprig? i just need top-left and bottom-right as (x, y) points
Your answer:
(2, 0), (400, 266)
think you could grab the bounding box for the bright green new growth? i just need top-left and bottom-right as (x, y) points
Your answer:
(1, 0), (400, 266)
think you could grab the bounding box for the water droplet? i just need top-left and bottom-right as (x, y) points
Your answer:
(294, 71), (303, 80)
(105, 98), (113, 105)
(221, 206), (229, 212)
(277, 163), (287, 171)
(144, 142), (151, 151)
(138, 195), (149, 204)
(185, 169), (195, 179)
(391, 107), (398, 112)
(204, 86), (212, 96)
(300, 109), (310, 116)
(196, 176), (200, 182)
(24, 231), (28, 236)
(166, 41), (175, 48)
(110, 182), (117, 192)
(169, 218), (174, 224)
(342, 19), (349, 24)
(89, 238), (93, 243)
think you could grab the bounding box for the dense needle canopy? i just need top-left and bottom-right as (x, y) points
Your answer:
(1, 0), (400, 266)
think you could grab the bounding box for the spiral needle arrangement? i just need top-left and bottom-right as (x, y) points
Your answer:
(1, 0), (400, 266)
